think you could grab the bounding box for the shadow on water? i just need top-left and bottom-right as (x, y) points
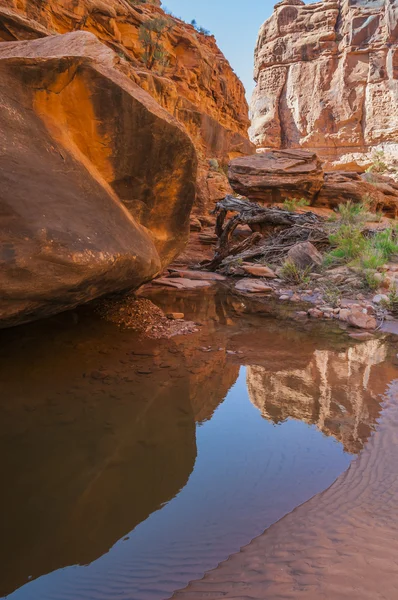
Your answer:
(0, 287), (397, 599)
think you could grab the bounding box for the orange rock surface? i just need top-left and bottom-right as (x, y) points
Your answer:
(0, 31), (197, 327)
(0, 0), (253, 210)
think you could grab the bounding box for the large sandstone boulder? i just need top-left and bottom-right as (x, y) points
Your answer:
(228, 149), (324, 203)
(0, 0), (253, 211)
(0, 32), (197, 327)
(251, 0), (398, 169)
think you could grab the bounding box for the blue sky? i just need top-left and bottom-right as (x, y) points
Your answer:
(163, 1), (316, 101)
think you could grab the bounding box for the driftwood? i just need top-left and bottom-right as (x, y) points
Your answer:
(201, 195), (328, 271)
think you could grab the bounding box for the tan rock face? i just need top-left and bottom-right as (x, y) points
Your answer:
(251, 0), (398, 169)
(0, 0), (253, 211)
(0, 32), (197, 327)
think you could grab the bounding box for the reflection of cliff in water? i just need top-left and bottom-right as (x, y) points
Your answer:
(0, 311), (238, 598)
(247, 339), (390, 453)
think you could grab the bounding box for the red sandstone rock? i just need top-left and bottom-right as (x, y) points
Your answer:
(347, 309), (378, 331)
(287, 242), (323, 269)
(229, 149), (398, 216)
(168, 270), (227, 281)
(242, 265), (277, 278)
(153, 278), (213, 290)
(229, 150), (323, 203)
(235, 279), (273, 293)
(0, 0), (253, 211)
(0, 32), (196, 327)
(251, 0), (398, 169)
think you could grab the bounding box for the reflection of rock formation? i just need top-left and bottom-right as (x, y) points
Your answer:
(0, 310), (237, 597)
(247, 339), (388, 453)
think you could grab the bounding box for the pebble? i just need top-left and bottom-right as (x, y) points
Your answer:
(373, 294), (388, 304)
(279, 295), (290, 301)
(166, 312), (185, 320)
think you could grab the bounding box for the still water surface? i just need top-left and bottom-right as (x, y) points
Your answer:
(0, 290), (394, 600)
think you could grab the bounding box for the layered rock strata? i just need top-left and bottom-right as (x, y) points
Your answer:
(251, 0), (398, 170)
(229, 149), (398, 216)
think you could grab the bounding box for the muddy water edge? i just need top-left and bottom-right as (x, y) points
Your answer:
(1, 286), (398, 600)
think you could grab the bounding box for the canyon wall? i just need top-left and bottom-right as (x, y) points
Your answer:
(251, 0), (398, 170)
(0, 0), (252, 210)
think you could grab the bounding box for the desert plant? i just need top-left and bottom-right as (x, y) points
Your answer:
(282, 197), (310, 212)
(139, 16), (174, 71)
(280, 261), (312, 285)
(336, 200), (370, 226)
(326, 224), (366, 263)
(371, 228), (398, 260)
(366, 150), (388, 175)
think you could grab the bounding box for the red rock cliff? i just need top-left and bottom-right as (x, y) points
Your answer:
(251, 0), (398, 170)
(0, 0), (253, 210)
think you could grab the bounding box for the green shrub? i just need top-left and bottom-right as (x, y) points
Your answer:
(366, 150), (388, 175)
(280, 261), (311, 285)
(283, 197), (310, 212)
(139, 16), (174, 71)
(372, 228), (398, 260)
(337, 200), (369, 226)
(327, 225), (366, 263)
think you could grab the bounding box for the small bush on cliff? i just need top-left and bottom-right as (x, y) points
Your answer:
(366, 150), (388, 175)
(282, 197), (310, 212)
(139, 16), (174, 71)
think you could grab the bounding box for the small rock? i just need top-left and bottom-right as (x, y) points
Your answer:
(287, 241), (323, 269)
(290, 293), (301, 302)
(338, 308), (351, 322)
(153, 277), (212, 289)
(136, 368), (152, 375)
(322, 306), (334, 313)
(235, 279), (273, 293)
(190, 217), (202, 232)
(279, 294), (290, 301)
(168, 269), (226, 281)
(308, 308), (323, 318)
(166, 312), (185, 320)
(373, 294), (388, 305)
(242, 264), (276, 278)
(347, 308), (377, 330)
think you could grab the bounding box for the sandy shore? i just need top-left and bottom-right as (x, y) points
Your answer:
(174, 381), (398, 599)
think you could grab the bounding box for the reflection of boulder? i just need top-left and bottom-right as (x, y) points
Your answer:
(247, 339), (388, 453)
(0, 304), (242, 597)
(0, 315), (198, 597)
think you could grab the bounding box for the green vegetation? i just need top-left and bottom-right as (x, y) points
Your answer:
(366, 150), (388, 175)
(324, 199), (398, 290)
(282, 197), (310, 212)
(382, 289), (398, 315)
(280, 261), (312, 285)
(139, 16), (174, 72)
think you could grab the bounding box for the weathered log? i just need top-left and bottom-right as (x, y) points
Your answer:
(202, 195), (327, 271)
(214, 195), (321, 228)
(202, 233), (263, 271)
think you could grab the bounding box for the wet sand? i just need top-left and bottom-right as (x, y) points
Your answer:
(174, 381), (398, 600)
